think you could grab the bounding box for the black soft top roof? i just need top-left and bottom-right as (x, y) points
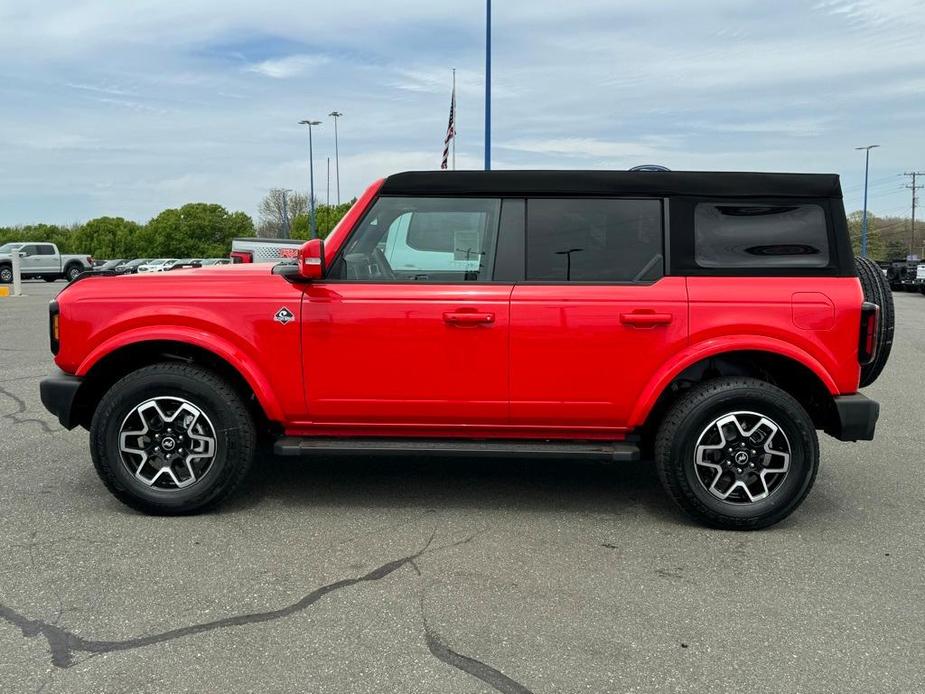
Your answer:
(381, 170), (842, 199)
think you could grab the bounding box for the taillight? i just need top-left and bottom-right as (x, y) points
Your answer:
(49, 300), (60, 355)
(230, 251), (253, 264)
(858, 301), (879, 366)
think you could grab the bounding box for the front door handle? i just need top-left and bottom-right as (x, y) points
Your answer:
(443, 311), (495, 327)
(620, 311), (673, 327)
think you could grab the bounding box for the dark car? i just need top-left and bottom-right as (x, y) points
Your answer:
(113, 259), (151, 274)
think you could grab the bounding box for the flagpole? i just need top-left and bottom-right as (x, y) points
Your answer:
(452, 68), (456, 170)
(484, 0), (491, 171)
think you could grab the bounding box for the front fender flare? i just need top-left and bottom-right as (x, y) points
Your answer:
(628, 336), (840, 428)
(76, 326), (286, 422)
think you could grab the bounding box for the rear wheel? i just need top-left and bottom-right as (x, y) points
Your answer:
(655, 377), (819, 530)
(90, 363), (255, 514)
(855, 256), (894, 387)
(65, 264), (83, 282)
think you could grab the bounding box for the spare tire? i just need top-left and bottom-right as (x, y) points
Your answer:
(855, 256), (894, 387)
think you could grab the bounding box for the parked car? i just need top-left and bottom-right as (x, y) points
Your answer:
(915, 263), (925, 294)
(230, 237), (303, 264)
(112, 259), (151, 275)
(39, 170), (893, 529)
(94, 259), (127, 272)
(885, 258), (919, 291)
(0, 242), (93, 283)
(165, 258), (202, 270)
(198, 258), (231, 266)
(136, 258), (177, 273)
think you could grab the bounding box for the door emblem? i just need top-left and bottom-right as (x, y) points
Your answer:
(274, 307), (295, 325)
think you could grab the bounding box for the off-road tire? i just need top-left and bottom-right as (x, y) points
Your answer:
(90, 362), (255, 515)
(855, 256), (894, 387)
(655, 377), (819, 530)
(0, 265), (11, 283)
(65, 264), (83, 282)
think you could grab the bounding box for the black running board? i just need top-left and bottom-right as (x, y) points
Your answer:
(274, 437), (640, 462)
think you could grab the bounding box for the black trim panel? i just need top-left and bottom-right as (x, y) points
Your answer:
(39, 373), (83, 430)
(826, 393), (879, 442)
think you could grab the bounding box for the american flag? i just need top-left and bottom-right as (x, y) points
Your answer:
(441, 83), (456, 170)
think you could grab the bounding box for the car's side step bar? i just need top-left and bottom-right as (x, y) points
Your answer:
(274, 437), (640, 462)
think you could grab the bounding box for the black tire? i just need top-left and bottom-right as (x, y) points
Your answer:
(855, 256), (894, 387)
(65, 264), (83, 282)
(655, 377), (819, 530)
(0, 265), (11, 284)
(90, 362), (255, 515)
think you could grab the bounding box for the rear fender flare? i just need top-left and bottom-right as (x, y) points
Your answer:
(629, 336), (839, 428)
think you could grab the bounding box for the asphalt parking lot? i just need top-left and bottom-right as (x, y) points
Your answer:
(0, 281), (922, 693)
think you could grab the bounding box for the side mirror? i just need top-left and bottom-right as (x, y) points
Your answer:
(299, 238), (325, 280)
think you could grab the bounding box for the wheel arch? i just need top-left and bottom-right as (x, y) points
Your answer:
(633, 347), (839, 438)
(73, 338), (283, 431)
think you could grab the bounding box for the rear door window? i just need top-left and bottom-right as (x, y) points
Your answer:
(694, 203), (829, 268)
(525, 198), (663, 282)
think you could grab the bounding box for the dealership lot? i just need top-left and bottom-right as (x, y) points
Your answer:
(0, 281), (922, 693)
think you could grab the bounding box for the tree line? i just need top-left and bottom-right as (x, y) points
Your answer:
(0, 197), (917, 263)
(0, 192), (354, 260)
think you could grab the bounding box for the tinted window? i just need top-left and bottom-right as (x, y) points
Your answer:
(694, 203), (829, 268)
(19, 244), (38, 256)
(526, 199), (663, 282)
(38, 244), (56, 255)
(331, 197), (500, 281)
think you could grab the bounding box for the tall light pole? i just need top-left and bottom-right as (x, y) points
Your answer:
(280, 188), (293, 239)
(855, 145), (879, 257)
(299, 119), (321, 239)
(484, 0), (491, 171)
(329, 111), (342, 205)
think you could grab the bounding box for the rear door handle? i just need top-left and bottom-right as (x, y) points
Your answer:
(443, 311), (495, 326)
(620, 311), (673, 327)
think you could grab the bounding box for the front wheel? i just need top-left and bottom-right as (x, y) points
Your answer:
(0, 266), (11, 283)
(90, 363), (256, 514)
(655, 377), (819, 530)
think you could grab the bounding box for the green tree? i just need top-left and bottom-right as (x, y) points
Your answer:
(290, 200), (355, 240)
(69, 217), (142, 259)
(140, 204), (254, 258)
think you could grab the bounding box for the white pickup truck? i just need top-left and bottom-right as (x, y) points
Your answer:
(0, 242), (93, 283)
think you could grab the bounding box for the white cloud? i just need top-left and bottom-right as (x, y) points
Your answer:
(245, 54), (327, 79)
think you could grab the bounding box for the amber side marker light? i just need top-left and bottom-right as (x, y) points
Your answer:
(49, 300), (60, 355)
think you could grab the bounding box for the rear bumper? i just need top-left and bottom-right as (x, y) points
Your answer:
(39, 373), (83, 430)
(827, 393), (879, 442)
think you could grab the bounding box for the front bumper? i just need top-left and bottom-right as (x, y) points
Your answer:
(39, 372), (83, 430)
(827, 393), (879, 442)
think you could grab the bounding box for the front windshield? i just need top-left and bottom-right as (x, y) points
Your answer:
(0, 243), (23, 253)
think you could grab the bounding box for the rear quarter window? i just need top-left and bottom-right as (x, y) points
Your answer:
(694, 203), (829, 268)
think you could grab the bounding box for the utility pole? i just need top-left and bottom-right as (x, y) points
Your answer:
(280, 189), (292, 239)
(298, 119), (322, 239)
(904, 171), (924, 257)
(855, 145), (879, 257)
(329, 111), (343, 205)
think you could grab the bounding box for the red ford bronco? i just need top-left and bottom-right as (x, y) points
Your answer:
(40, 171), (893, 529)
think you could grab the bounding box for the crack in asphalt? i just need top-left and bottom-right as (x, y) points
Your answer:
(0, 383), (57, 434)
(410, 552), (534, 694)
(0, 536), (437, 669)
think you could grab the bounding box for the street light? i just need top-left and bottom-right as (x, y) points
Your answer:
(329, 111), (342, 205)
(299, 119), (322, 239)
(856, 144), (880, 257)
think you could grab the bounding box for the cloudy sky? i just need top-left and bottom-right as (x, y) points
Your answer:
(1, 0), (923, 226)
